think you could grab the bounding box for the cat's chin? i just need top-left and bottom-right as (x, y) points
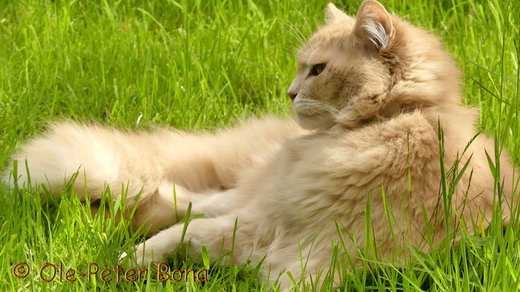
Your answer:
(295, 113), (334, 130)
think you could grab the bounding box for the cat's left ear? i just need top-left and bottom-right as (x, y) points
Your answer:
(353, 0), (395, 52)
(325, 3), (355, 25)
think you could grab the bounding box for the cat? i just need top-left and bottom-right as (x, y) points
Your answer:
(3, 0), (516, 290)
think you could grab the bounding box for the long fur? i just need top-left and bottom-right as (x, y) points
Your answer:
(3, 1), (516, 290)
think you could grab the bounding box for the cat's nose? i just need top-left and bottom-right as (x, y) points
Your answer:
(288, 91), (297, 101)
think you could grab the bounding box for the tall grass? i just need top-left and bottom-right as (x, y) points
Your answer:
(0, 0), (518, 290)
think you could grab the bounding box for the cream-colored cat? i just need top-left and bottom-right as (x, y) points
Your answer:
(3, 1), (515, 290)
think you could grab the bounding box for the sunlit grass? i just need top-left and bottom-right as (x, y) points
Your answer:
(0, 0), (519, 291)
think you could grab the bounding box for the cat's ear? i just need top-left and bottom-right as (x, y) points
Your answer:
(325, 3), (355, 25)
(353, 0), (395, 52)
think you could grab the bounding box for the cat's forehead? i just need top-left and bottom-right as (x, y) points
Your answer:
(297, 24), (353, 63)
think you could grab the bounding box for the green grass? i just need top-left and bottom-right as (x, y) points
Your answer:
(0, 0), (519, 291)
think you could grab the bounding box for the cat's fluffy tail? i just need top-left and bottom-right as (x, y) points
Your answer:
(3, 122), (132, 198)
(3, 117), (302, 203)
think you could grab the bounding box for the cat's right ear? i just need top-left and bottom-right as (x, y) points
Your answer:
(325, 3), (355, 25)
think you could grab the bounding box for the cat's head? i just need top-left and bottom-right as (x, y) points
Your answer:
(289, 1), (462, 130)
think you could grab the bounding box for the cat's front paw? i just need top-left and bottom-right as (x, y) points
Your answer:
(119, 243), (165, 267)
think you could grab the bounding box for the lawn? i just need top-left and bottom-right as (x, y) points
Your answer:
(0, 0), (519, 291)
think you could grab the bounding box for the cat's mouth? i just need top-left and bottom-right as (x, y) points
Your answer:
(293, 100), (321, 115)
(295, 111), (321, 118)
(293, 98), (337, 116)
(294, 110), (335, 130)
(291, 97), (338, 130)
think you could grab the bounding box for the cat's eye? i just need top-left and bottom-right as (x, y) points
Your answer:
(309, 63), (326, 77)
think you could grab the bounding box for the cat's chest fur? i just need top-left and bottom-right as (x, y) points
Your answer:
(240, 111), (441, 233)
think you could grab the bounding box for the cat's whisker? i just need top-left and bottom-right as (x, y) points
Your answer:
(296, 99), (340, 116)
(280, 20), (309, 48)
(281, 44), (301, 56)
